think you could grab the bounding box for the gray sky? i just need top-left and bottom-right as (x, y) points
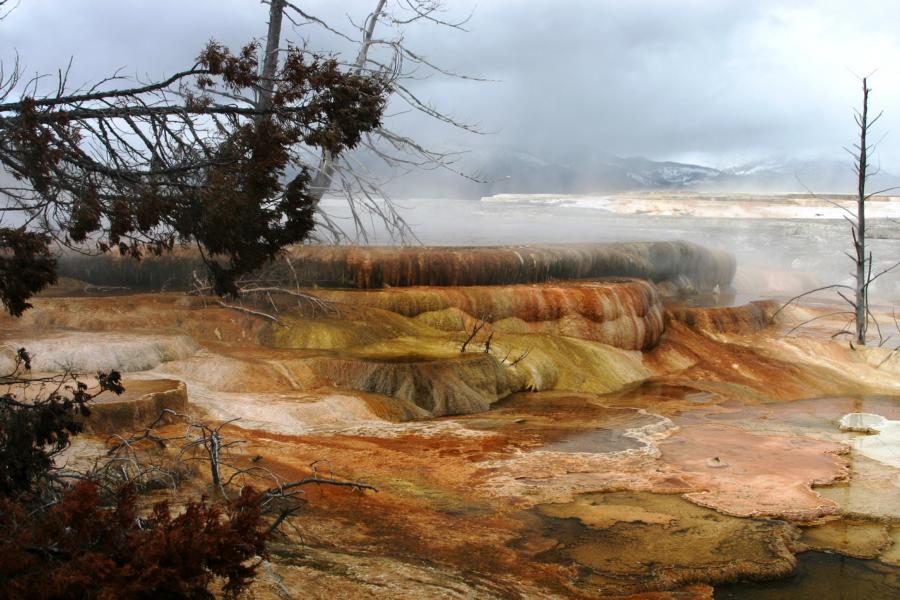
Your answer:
(4, 0), (900, 169)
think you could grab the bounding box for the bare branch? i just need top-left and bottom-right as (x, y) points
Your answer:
(784, 311), (857, 336)
(772, 284), (856, 320)
(460, 315), (488, 352)
(216, 300), (284, 325)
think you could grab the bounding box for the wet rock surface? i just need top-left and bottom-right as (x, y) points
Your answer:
(6, 244), (900, 598)
(715, 551), (900, 599)
(527, 492), (798, 595)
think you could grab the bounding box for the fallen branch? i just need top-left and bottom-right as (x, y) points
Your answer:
(239, 286), (334, 315)
(216, 300), (283, 325)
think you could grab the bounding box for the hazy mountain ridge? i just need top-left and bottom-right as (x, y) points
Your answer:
(371, 147), (900, 198)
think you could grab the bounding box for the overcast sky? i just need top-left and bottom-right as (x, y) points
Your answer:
(4, 0), (900, 169)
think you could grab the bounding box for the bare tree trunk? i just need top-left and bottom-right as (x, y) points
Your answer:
(771, 79), (897, 343)
(855, 78), (869, 345)
(257, 0), (285, 116)
(307, 151), (336, 203)
(307, 0), (388, 204)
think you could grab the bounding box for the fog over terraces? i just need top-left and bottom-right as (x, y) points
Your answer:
(4, 2), (900, 598)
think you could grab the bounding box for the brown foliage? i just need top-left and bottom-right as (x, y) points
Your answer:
(0, 228), (57, 317)
(0, 349), (123, 497)
(0, 482), (267, 599)
(0, 40), (387, 307)
(1, 351), (270, 598)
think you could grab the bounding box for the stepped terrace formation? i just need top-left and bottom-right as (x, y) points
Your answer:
(56, 240), (735, 293)
(5, 241), (900, 597)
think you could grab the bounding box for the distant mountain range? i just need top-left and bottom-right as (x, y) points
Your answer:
(370, 147), (900, 198)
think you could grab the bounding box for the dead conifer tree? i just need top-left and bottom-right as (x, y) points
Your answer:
(775, 77), (900, 345)
(851, 77), (875, 344)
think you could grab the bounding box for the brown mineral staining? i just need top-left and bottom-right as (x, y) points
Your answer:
(639, 320), (866, 405)
(529, 492), (798, 596)
(303, 352), (512, 415)
(798, 520), (892, 559)
(307, 278), (666, 350)
(8, 243), (900, 596)
(285, 241), (735, 289)
(263, 290), (656, 407)
(0, 293), (270, 343)
(666, 300), (776, 335)
(466, 392), (674, 456)
(537, 493), (677, 528)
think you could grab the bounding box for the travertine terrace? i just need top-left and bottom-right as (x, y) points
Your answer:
(4, 241), (900, 598)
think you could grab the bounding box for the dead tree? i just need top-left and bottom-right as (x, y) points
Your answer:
(459, 319), (532, 367)
(847, 77), (872, 344)
(774, 77), (899, 346)
(106, 410), (376, 535)
(282, 0), (487, 243)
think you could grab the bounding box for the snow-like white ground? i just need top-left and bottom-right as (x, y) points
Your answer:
(483, 192), (900, 220)
(840, 413), (900, 468)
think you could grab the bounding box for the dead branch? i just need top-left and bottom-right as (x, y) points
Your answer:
(460, 315), (488, 353)
(483, 331), (493, 354)
(281, 0), (486, 243)
(215, 300), (283, 326)
(102, 409), (377, 535)
(508, 349), (531, 367)
(238, 286), (334, 315)
(771, 284), (856, 320)
(784, 311), (856, 336)
(270, 476), (378, 495)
